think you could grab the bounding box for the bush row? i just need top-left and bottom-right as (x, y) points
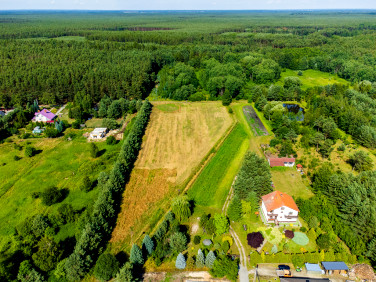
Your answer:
(63, 100), (153, 281)
(249, 250), (357, 267)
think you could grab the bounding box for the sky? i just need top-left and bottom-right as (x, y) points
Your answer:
(1, 0), (376, 11)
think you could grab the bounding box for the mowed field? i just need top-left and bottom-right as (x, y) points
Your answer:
(110, 102), (233, 248)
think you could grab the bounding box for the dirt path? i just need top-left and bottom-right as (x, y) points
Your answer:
(56, 104), (66, 116)
(222, 176), (249, 282)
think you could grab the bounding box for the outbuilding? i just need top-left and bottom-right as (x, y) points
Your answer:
(89, 128), (108, 139)
(305, 263), (324, 275)
(321, 261), (349, 275)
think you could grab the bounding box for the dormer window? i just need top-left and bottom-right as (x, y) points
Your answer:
(281, 207), (285, 210)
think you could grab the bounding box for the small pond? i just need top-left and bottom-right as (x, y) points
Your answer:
(283, 103), (305, 121)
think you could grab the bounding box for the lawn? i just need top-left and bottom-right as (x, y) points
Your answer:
(276, 69), (350, 90)
(110, 101), (233, 250)
(270, 168), (313, 199)
(0, 129), (122, 241)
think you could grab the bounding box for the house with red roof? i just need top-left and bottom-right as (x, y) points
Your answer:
(32, 109), (57, 123)
(260, 190), (299, 225)
(268, 157), (295, 168)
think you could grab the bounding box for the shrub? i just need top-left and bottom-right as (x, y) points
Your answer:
(106, 135), (117, 145)
(25, 146), (36, 157)
(210, 255), (238, 281)
(102, 118), (118, 130)
(93, 253), (119, 281)
(13, 143), (22, 150)
(227, 107), (233, 114)
(214, 214), (229, 235)
(247, 232), (264, 248)
(292, 232), (309, 246)
(317, 233), (332, 250)
(285, 230), (295, 239)
(13, 155), (21, 161)
(89, 142), (99, 158)
(79, 176), (92, 192)
(171, 195), (191, 222)
(297, 71), (303, 76)
(292, 254), (305, 268)
(71, 120), (81, 129)
(300, 227), (307, 232)
(222, 240), (230, 253)
(40, 187), (67, 206)
(193, 235), (201, 245)
(338, 143), (346, 151)
(45, 128), (59, 138)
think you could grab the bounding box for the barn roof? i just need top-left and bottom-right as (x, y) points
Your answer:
(321, 261), (349, 270)
(268, 157), (295, 167)
(261, 190), (299, 212)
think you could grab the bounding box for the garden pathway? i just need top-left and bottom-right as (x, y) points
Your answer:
(223, 177), (249, 282)
(56, 104), (66, 116)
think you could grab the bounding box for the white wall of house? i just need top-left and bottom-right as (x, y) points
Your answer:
(34, 114), (50, 122)
(261, 201), (298, 223)
(284, 162), (295, 167)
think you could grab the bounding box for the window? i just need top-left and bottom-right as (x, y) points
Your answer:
(281, 207), (285, 210)
(289, 212), (293, 215)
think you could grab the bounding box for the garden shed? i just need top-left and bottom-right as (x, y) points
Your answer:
(305, 263), (324, 274)
(321, 261), (349, 275)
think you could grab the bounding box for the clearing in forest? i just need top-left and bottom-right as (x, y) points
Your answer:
(110, 102), (233, 248)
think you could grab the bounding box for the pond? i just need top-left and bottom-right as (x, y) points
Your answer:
(283, 103), (305, 121)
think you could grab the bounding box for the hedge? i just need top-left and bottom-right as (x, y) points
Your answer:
(249, 250), (357, 267)
(64, 100), (153, 281)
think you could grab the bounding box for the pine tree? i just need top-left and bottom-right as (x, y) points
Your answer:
(115, 262), (136, 282)
(130, 244), (144, 265)
(205, 251), (216, 269)
(142, 234), (154, 255)
(227, 196), (242, 222)
(175, 253), (186, 269)
(196, 249), (205, 268)
(186, 255), (195, 270)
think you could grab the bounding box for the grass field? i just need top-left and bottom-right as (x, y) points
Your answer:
(0, 130), (121, 241)
(276, 69), (350, 90)
(187, 123), (248, 208)
(110, 101), (233, 249)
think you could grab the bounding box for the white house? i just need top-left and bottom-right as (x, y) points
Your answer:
(89, 128), (108, 139)
(268, 157), (295, 168)
(32, 109), (57, 123)
(260, 190), (299, 224)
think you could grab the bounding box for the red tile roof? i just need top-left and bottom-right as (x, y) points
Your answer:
(268, 157), (295, 167)
(297, 164), (303, 168)
(262, 190), (299, 212)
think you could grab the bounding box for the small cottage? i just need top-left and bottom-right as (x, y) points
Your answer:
(297, 164), (303, 172)
(32, 109), (57, 123)
(321, 261), (349, 275)
(89, 128), (108, 139)
(260, 190), (299, 225)
(268, 157), (295, 168)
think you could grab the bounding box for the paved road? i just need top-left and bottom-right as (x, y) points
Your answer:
(223, 176), (249, 282)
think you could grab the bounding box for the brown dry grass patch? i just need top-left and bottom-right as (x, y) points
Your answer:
(110, 101), (233, 249)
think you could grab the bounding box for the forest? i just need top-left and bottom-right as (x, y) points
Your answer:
(1, 10), (376, 281)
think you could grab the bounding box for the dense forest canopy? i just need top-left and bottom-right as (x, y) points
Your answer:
(2, 11), (376, 106)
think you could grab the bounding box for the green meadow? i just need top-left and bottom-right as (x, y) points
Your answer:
(0, 130), (122, 241)
(277, 69), (350, 90)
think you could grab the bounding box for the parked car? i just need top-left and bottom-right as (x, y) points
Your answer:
(278, 265), (291, 270)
